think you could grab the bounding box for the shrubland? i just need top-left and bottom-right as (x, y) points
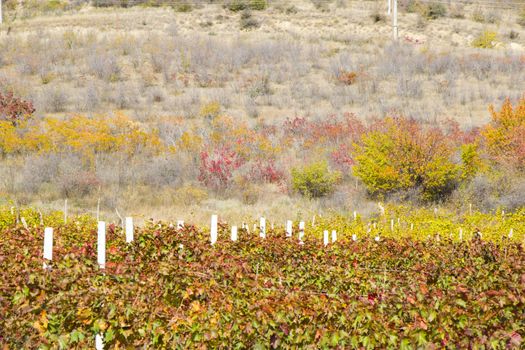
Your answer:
(0, 1), (523, 220)
(0, 2), (523, 127)
(0, 93), (524, 219)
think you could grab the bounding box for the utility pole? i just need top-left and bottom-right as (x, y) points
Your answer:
(392, 0), (398, 40)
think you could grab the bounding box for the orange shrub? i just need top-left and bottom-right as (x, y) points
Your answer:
(483, 97), (525, 171)
(337, 71), (358, 85)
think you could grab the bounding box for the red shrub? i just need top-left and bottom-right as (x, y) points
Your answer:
(198, 146), (243, 190)
(0, 92), (35, 126)
(331, 144), (355, 172)
(248, 159), (285, 184)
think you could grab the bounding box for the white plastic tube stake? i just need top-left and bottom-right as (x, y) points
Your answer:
(459, 228), (463, 241)
(43, 227), (53, 269)
(353, 211), (357, 220)
(323, 230), (329, 246)
(210, 215), (218, 245)
(260, 217), (266, 239)
(391, 219), (394, 232)
(231, 226), (238, 241)
(286, 220), (293, 237)
(97, 221), (106, 269)
(352, 234), (357, 241)
(95, 333), (104, 350)
(125, 217), (133, 243)
(177, 220), (184, 230)
(331, 230), (337, 243)
(509, 228), (513, 238)
(299, 221), (305, 242)
(21, 217), (28, 229)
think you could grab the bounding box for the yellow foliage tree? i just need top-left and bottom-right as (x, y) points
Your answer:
(0, 121), (26, 156)
(483, 97), (525, 171)
(13, 113), (165, 165)
(353, 117), (459, 201)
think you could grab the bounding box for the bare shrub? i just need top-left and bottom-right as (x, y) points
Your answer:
(56, 154), (100, 198)
(39, 87), (68, 113)
(239, 10), (260, 30)
(17, 55), (41, 76)
(378, 43), (425, 78)
(498, 179), (525, 210)
(87, 83), (102, 109)
(428, 54), (459, 76)
(134, 155), (186, 188)
(167, 22), (179, 37)
(397, 76), (423, 99)
(146, 86), (166, 104)
(449, 4), (465, 19)
(150, 51), (173, 79)
(110, 83), (139, 109)
(244, 97), (259, 118)
(87, 52), (121, 81)
(19, 154), (61, 194)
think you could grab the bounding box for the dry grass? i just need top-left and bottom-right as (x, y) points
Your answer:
(0, 1), (523, 126)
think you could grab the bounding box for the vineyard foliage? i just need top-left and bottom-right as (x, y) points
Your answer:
(1, 207), (524, 348)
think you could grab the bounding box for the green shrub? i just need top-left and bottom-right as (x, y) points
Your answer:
(44, 0), (67, 11)
(405, 0), (420, 13)
(239, 10), (260, 30)
(173, 2), (193, 12)
(249, 0), (267, 11)
(471, 30), (497, 49)
(405, 1), (446, 20)
(424, 3), (446, 19)
(227, 0), (247, 12)
(291, 161), (341, 198)
(227, 0), (267, 11)
(370, 10), (386, 23)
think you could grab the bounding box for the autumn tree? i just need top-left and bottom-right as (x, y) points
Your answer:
(353, 117), (459, 201)
(483, 97), (525, 171)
